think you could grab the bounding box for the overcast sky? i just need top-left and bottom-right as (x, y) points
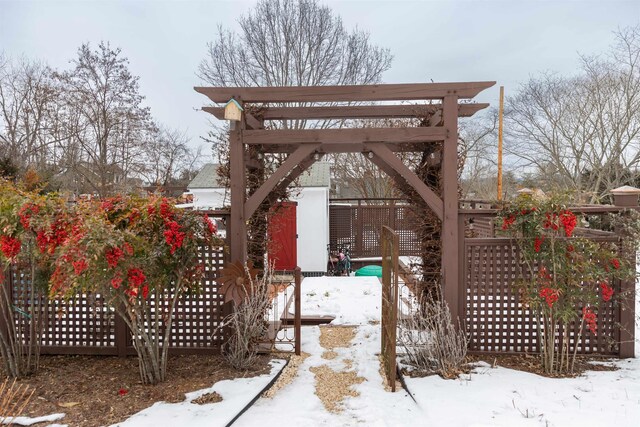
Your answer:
(1, 0), (639, 158)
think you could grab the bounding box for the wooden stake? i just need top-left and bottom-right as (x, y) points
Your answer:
(497, 86), (504, 201)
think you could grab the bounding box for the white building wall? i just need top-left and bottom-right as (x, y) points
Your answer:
(190, 188), (227, 209)
(293, 187), (328, 272)
(191, 186), (329, 272)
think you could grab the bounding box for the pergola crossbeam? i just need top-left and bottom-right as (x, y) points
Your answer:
(195, 81), (495, 103)
(202, 103), (489, 121)
(244, 144), (320, 219)
(243, 127), (446, 145)
(365, 143), (443, 220)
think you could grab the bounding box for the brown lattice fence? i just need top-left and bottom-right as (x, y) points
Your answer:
(329, 199), (421, 258)
(2, 211), (230, 356)
(463, 237), (621, 355)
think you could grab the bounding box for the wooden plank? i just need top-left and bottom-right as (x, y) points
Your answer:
(244, 113), (263, 130)
(365, 143), (443, 220)
(204, 103), (490, 120)
(195, 81), (496, 103)
(259, 141), (437, 154)
(244, 144), (320, 219)
(243, 127), (447, 145)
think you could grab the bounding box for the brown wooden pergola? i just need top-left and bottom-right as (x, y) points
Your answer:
(195, 82), (494, 311)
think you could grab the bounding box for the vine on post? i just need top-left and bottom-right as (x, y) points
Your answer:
(498, 195), (635, 374)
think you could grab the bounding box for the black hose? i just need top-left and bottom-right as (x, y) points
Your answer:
(227, 358), (290, 426)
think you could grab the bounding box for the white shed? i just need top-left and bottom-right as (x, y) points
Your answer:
(187, 162), (330, 273)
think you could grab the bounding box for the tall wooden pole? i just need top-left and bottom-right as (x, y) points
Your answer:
(497, 86), (504, 200)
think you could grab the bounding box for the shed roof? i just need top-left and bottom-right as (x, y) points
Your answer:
(188, 162), (330, 189)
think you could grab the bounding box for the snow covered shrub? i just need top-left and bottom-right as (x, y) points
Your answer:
(399, 293), (468, 379)
(49, 195), (222, 384)
(498, 195), (636, 374)
(218, 263), (272, 370)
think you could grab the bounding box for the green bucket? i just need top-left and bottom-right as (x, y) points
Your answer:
(355, 265), (383, 278)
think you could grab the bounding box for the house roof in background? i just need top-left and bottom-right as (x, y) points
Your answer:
(188, 162), (330, 189)
(187, 163), (223, 189)
(298, 161), (330, 187)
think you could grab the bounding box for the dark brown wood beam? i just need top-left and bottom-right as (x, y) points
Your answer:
(203, 103), (489, 121)
(441, 95), (460, 323)
(244, 113), (263, 130)
(364, 143), (443, 220)
(244, 144), (320, 219)
(243, 127), (446, 145)
(257, 141), (437, 154)
(195, 82), (495, 103)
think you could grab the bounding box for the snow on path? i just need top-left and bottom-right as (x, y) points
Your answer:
(235, 276), (424, 427)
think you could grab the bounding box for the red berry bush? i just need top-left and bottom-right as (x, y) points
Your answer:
(498, 195), (635, 374)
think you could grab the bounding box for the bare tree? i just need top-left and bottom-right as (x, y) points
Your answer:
(199, 0), (393, 266)
(142, 127), (197, 187)
(0, 56), (61, 175)
(506, 26), (640, 203)
(54, 42), (153, 196)
(198, 0), (391, 89)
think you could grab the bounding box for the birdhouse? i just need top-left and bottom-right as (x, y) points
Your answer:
(224, 98), (244, 122)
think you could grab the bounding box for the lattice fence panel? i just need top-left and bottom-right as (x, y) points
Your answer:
(465, 238), (620, 355)
(169, 244), (227, 350)
(329, 203), (420, 258)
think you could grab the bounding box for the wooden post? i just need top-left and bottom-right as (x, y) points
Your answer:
(442, 95), (460, 321)
(294, 267), (302, 356)
(611, 186), (640, 358)
(497, 86), (504, 201)
(229, 98), (248, 264)
(114, 308), (128, 357)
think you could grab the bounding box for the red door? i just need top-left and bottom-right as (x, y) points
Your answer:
(267, 202), (297, 270)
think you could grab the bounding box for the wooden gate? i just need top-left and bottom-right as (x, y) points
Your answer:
(381, 226), (399, 392)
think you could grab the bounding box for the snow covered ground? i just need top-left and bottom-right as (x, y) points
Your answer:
(30, 274), (640, 427)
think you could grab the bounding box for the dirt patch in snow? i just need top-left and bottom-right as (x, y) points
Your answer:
(310, 365), (364, 413)
(319, 326), (356, 350)
(322, 351), (338, 360)
(262, 352), (310, 399)
(192, 391), (223, 405)
(4, 353), (270, 426)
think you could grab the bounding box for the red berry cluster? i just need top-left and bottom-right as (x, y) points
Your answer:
(0, 235), (21, 259)
(126, 268), (148, 299)
(204, 215), (217, 235)
(106, 247), (124, 268)
(559, 210), (577, 237)
(163, 221), (185, 254)
(582, 307), (597, 335)
(600, 282), (614, 302)
(534, 236), (544, 253)
(610, 258), (620, 269)
(501, 215), (516, 230)
(539, 287), (559, 308)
